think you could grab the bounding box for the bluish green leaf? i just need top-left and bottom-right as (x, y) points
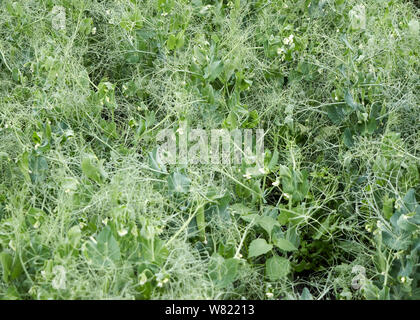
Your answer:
(167, 172), (190, 194)
(86, 226), (121, 267)
(248, 239), (273, 258)
(273, 237), (298, 252)
(265, 255), (290, 280)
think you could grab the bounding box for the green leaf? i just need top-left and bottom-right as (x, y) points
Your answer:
(81, 155), (107, 184)
(344, 89), (358, 111)
(278, 164), (291, 178)
(397, 214), (417, 233)
(402, 188), (417, 213)
(267, 150), (279, 171)
(273, 237), (298, 252)
(29, 153), (49, 183)
(175, 31), (185, 49)
(10, 255), (23, 281)
(366, 117), (377, 134)
(209, 254), (240, 287)
(148, 147), (167, 174)
(167, 172), (191, 194)
(86, 226), (121, 267)
(1, 252), (24, 282)
(381, 230), (410, 251)
(299, 287), (313, 300)
(277, 207), (292, 225)
(222, 111), (238, 129)
(408, 19), (419, 37)
(265, 255), (290, 280)
(343, 128), (354, 147)
(139, 236), (168, 265)
(239, 213), (259, 223)
(17, 151), (30, 182)
(248, 239), (273, 258)
(12, 67), (20, 82)
(167, 34), (178, 50)
(285, 225), (301, 249)
(326, 104), (346, 124)
(0, 252), (13, 283)
(230, 203), (255, 216)
(382, 196), (394, 220)
(196, 206), (206, 242)
(257, 216), (280, 237)
(80, 17), (93, 35)
(204, 60), (224, 82)
(167, 34), (176, 50)
(68, 225), (82, 248)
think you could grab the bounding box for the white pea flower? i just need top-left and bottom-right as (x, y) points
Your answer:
(277, 47), (285, 55)
(243, 173), (252, 180)
(234, 253), (243, 260)
(89, 236), (97, 244)
(259, 167), (268, 175)
(52, 266), (67, 290)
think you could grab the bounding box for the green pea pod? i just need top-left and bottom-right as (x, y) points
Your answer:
(0, 252), (13, 283)
(196, 206), (206, 242)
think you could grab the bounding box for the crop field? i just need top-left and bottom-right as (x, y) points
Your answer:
(0, 0), (419, 300)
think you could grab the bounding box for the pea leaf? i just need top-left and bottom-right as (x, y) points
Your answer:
(265, 255), (290, 280)
(167, 34), (177, 50)
(167, 172), (191, 194)
(204, 60), (224, 82)
(0, 252), (13, 283)
(326, 104), (346, 125)
(139, 236), (168, 266)
(29, 153), (49, 183)
(148, 147), (167, 174)
(299, 287), (313, 300)
(81, 155), (107, 184)
(344, 89), (358, 111)
(408, 19), (419, 37)
(209, 254), (240, 287)
(86, 226), (121, 267)
(273, 237), (298, 252)
(257, 216), (280, 237)
(267, 149), (279, 171)
(343, 128), (354, 147)
(381, 230), (410, 251)
(196, 205), (206, 242)
(278, 164), (291, 178)
(248, 239), (273, 258)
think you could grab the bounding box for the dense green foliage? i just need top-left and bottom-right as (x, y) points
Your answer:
(0, 0), (419, 299)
